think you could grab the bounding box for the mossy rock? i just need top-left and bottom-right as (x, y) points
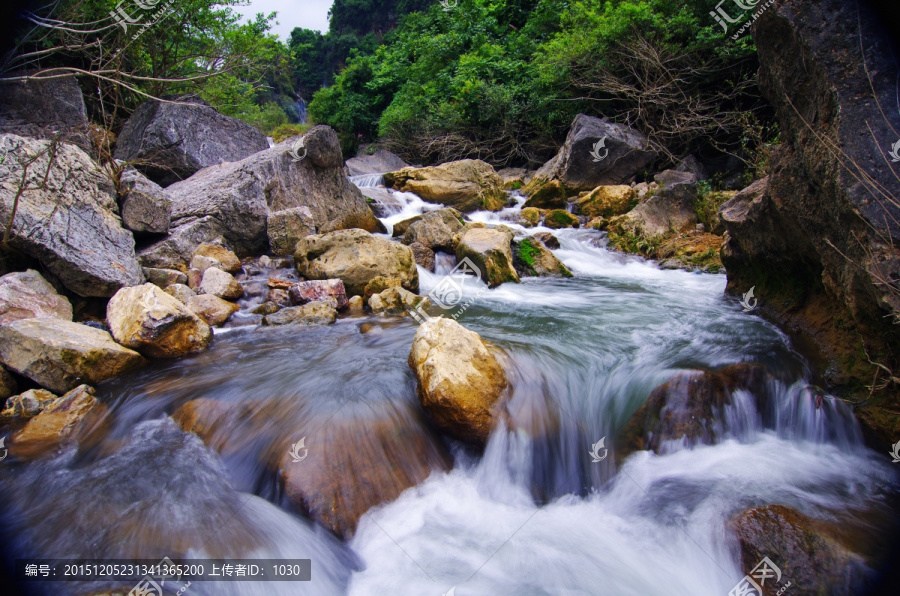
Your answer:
(523, 179), (567, 209)
(544, 209), (579, 229)
(520, 207), (542, 227)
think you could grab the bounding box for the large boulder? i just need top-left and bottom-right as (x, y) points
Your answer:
(524, 114), (655, 197)
(409, 318), (508, 445)
(0, 134), (144, 296)
(113, 95), (269, 186)
(106, 284), (212, 358)
(267, 207), (315, 256)
(137, 126), (381, 267)
(345, 148), (409, 177)
(384, 159), (507, 212)
(294, 229), (419, 297)
(730, 505), (871, 596)
(456, 227), (520, 287)
(722, 0), (900, 443)
(401, 208), (466, 251)
(0, 269), (72, 325)
(0, 318), (144, 393)
(0, 75), (91, 153)
(117, 168), (171, 235)
(512, 237), (572, 278)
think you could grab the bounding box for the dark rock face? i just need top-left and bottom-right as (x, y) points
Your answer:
(721, 0), (900, 440)
(137, 126), (381, 267)
(730, 505), (873, 596)
(118, 168), (172, 235)
(525, 114), (655, 194)
(0, 134), (144, 297)
(0, 75), (92, 153)
(113, 95), (269, 186)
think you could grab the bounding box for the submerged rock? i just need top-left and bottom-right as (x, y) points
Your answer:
(409, 317), (509, 445)
(384, 159), (507, 212)
(0, 269), (72, 325)
(10, 384), (103, 458)
(730, 505), (872, 596)
(113, 95), (269, 186)
(107, 284), (212, 358)
(456, 227), (519, 287)
(0, 134), (144, 297)
(0, 318), (144, 393)
(295, 229), (418, 297)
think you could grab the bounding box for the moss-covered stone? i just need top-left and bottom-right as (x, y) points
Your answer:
(544, 209), (579, 229)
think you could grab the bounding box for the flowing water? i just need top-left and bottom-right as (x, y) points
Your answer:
(1, 180), (898, 596)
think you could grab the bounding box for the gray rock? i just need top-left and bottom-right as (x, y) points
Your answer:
(0, 134), (144, 296)
(137, 126), (381, 267)
(369, 286), (429, 316)
(526, 114), (655, 194)
(118, 168), (172, 235)
(268, 207), (315, 256)
(113, 95), (269, 186)
(142, 267), (187, 289)
(164, 283), (195, 304)
(288, 279), (349, 310)
(409, 242), (436, 272)
(0, 269), (73, 325)
(0, 75), (91, 153)
(262, 301), (337, 326)
(614, 173), (699, 240)
(401, 208), (466, 251)
(346, 149), (409, 177)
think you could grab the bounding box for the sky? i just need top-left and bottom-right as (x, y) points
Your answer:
(235, 0), (332, 40)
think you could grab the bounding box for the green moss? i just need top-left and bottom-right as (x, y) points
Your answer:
(270, 123), (311, 143)
(517, 238), (540, 275)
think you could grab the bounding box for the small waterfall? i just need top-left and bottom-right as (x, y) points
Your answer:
(349, 173), (385, 188)
(294, 96), (308, 124)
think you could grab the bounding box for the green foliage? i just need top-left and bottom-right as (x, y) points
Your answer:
(270, 123), (313, 143)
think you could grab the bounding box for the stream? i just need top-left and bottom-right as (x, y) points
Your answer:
(1, 178), (898, 596)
